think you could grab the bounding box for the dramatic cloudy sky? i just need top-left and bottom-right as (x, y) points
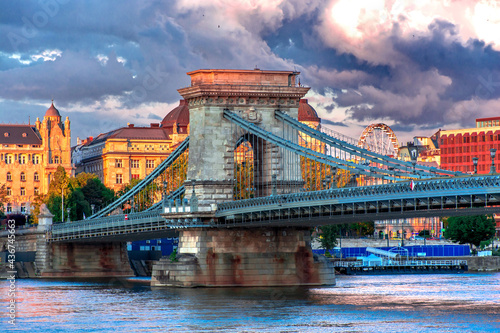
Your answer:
(1, 0), (500, 145)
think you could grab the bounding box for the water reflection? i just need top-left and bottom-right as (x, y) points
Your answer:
(1, 273), (499, 332)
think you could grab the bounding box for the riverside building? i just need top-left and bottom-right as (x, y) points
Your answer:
(0, 102), (73, 213)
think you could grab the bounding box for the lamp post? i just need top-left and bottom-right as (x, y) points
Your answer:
(91, 204), (95, 216)
(401, 220), (405, 247)
(61, 184), (64, 223)
(490, 148), (497, 174)
(473, 157), (478, 174)
(330, 166), (337, 189)
(66, 207), (70, 222)
(190, 179), (198, 212)
(271, 174), (277, 196)
(25, 204), (30, 226)
(424, 219), (427, 246)
(410, 148), (418, 175)
(162, 181), (167, 210)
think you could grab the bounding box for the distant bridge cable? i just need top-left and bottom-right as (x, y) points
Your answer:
(275, 111), (462, 177)
(224, 110), (411, 181)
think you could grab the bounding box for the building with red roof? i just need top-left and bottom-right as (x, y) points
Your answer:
(73, 100), (189, 191)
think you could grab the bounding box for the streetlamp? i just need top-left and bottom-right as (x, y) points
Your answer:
(66, 207), (70, 222)
(162, 181), (167, 210)
(190, 179), (198, 212)
(490, 148), (497, 174)
(424, 219), (427, 246)
(410, 148), (418, 175)
(322, 174), (331, 190)
(473, 157), (478, 174)
(271, 174), (277, 196)
(91, 204), (95, 216)
(330, 166), (337, 189)
(25, 204), (30, 226)
(401, 220), (405, 247)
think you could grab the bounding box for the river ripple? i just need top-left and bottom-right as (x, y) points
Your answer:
(1, 273), (499, 332)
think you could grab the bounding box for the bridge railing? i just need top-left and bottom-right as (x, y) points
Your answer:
(49, 210), (169, 241)
(333, 259), (468, 267)
(216, 175), (500, 215)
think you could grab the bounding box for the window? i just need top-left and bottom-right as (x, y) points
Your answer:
(20, 172), (26, 182)
(5, 155), (12, 164)
(7, 187), (12, 196)
(54, 156), (60, 164)
(6, 172), (12, 181)
(131, 160), (139, 168)
(146, 160), (155, 168)
(19, 155), (26, 164)
(20, 203), (26, 213)
(116, 174), (123, 184)
(34, 172), (39, 182)
(115, 159), (123, 168)
(132, 174), (140, 179)
(20, 187), (25, 196)
(33, 155), (40, 164)
(34, 187), (39, 195)
(6, 203), (12, 213)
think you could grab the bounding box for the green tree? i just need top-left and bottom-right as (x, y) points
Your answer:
(318, 225), (341, 252)
(48, 166), (69, 196)
(0, 183), (8, 215)
(68, 188), (91, 220)
(351, 221), (375, 237)
(80, 178), (114, 210)
(43, 168), (115, 221)
(444, 215), (496, 249)
(46, 194), (63, 222)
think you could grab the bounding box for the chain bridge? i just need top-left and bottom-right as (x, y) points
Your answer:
(31, 69), (500, 287)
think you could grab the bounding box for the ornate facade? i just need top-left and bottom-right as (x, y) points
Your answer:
(0, 102), (72, 213)
(72, 100), (189, 191)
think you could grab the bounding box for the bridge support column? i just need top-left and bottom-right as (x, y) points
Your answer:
(151, 227), (335, 287)
(40, 242), (134, 278)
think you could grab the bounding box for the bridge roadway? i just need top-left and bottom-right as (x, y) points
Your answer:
(47, 174), (500, 242)
(215, 175), (500, 227)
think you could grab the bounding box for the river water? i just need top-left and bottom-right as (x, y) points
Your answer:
(1, 273), (499, 332)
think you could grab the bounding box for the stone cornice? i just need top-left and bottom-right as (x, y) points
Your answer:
(178, 84), (309, 101)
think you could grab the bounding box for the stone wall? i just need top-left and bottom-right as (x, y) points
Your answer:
(151, 227), (335, 287)
(456, 256), (500, 271)
(41, 242), (134, 278)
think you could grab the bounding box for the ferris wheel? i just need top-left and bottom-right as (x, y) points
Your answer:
(358, 123), (399, 158)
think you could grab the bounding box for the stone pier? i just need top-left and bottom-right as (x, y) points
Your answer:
(0, 204), (134, 279)
(40, 241), (133, 278)
(151, 227), (335, 287)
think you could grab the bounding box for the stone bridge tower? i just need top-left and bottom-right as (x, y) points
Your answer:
(152, 70), (335, 288)
(178, 69), (309, 208)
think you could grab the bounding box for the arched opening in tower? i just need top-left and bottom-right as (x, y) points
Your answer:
(233, 134), (264, 200)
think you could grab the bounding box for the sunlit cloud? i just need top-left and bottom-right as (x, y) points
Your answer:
(31, 49), (62, 62)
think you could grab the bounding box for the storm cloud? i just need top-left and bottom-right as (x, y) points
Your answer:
(0, 0), (499, 144)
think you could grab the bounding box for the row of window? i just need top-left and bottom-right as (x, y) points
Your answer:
(1, 153), (41, 164)
(2, 144), (40, 148)
(5, 187), (39, 196)
(441, 133), (500, 145)
(477, 120), (500, 128)
(442, 155), (497, 164)
(115, 159), (155, 169)
(114, 174), (142, 183)
(4, 203), (30, 213)
(441, 145), (498, 154)
(5, 171), (39, 182)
